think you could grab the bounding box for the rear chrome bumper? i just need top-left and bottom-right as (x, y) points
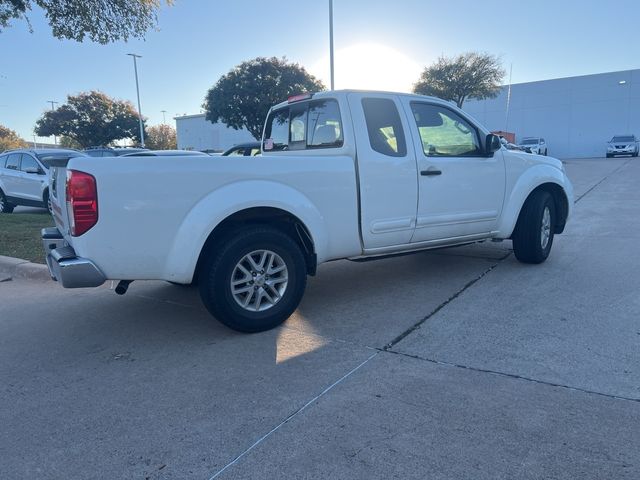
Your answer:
(41, 228), (106, 288)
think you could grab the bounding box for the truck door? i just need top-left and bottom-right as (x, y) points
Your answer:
(347, 93), (418, 250)
(399, 99), (506, 243)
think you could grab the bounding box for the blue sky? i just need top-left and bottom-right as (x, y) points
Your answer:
(1, 0), (639, 141)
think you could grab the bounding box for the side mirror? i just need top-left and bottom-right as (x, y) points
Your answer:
(485, 134), (502, 155)
(24, 167), (40, 174)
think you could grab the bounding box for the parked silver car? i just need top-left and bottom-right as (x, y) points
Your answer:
(0, 148), (85, 213)
(519, 137), (548, 155)
(606, 135), (638, 158)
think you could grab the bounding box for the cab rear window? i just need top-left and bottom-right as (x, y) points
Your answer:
(263, 99), (343, 151)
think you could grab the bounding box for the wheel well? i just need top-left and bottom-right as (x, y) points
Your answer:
(528, 183), (569, 234)
(194, 207), (317, 282)
(42, 187), (49, 202)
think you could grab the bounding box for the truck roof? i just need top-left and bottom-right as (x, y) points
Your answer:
(270, 89), (451, 111)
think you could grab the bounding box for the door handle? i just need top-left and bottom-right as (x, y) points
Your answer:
(420, 169), (442, 176)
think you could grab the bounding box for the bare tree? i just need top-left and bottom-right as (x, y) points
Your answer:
(413, 52), (505, 108)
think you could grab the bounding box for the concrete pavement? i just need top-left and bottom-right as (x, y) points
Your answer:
(0, 158), (638, 479)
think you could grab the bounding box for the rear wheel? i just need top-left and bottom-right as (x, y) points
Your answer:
(198, 225), (307, 333)
(512, 190), (556, 264)
(0, 190), (14, 213)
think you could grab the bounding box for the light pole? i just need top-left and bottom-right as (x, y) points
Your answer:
(32, 134), (37, 148)
(161, 110), (167, 124)
(47, 100), (58, 145)
(127, 53), (145, 147)
(329, 0), (335, 90)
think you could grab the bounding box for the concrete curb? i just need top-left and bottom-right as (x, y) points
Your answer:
(0, 255), (51, 283)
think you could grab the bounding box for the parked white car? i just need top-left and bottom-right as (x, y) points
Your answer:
(0, 148), (85, 213)
(606, 135), (638, 158)
(43, 90), (574, 332)
(519, 137), (548, 155)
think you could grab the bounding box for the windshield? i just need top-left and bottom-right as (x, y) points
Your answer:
(521, 138), (539, 145)
(611, 136), (635, 143)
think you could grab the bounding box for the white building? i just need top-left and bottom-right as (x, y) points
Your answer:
(174, 114), (255, 152)
(463, 69), (640, 158)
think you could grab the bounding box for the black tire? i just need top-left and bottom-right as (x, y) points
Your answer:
(544, 149), (548, 156)
(606, 154), (612, 158)
(0, 190), (14, 214)
(512, 190), (556, 264)
(199, 225), (307, 333)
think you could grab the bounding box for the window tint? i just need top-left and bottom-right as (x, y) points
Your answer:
(307, 100), (342, 148)
(362, 98), (406, 157)
(5, 153), (21, 170)
(289, 104), (307, 149)
(264, 108), (290, 151)
(410, 103), (481, 157)
(263, 99), (343, 151)
(20, 155), (39, 172)
(227, 147), (245, 156)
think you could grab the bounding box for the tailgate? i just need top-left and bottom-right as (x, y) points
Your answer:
(47, 158), (71, 239)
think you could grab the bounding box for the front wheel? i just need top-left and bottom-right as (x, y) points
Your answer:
(199, 225), (307, 333)
(0, 190), (14, 213)
(512, 190), (556, 264)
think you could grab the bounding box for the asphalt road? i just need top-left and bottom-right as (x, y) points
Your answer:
(1, 158), (638, 479)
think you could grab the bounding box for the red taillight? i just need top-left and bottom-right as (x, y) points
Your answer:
(66, 170), (98, 236)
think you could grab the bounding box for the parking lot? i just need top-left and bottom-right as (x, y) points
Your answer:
(1, 157), (638, 479)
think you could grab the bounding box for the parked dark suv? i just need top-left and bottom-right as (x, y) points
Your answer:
(0, 148), (85, 213)
(83, 146), (149, 157)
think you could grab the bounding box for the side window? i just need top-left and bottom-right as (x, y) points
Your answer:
(264, 108), (290, 151)
(307, 100), (343, 148)
(227, 147), (245, 156)
(20, 155), (39, 172)
(361, 98), (407, 157)
(410, 103), (481, 157)
(263, 99), (343, 151)
(250, 148), (261, 156)
(289, 104), (307, 150)
(5, 153), (21, 170)
(0, 154), (6, 168)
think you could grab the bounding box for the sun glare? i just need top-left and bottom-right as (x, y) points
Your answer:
(311, 43), (423, 92)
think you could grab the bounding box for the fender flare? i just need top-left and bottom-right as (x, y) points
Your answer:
(162, 180), (329, 282)
(497, 164), (570, 238)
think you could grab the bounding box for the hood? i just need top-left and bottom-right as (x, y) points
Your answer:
(507, 150), (563, 170)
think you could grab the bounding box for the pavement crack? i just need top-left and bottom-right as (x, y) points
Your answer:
(381, 256), (508, 351)
(206, 351), (379, 480)
(383, 349), (640, 404)
(574, 158), (632, 203)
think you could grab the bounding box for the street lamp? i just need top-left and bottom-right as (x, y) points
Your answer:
(161, 110), (167, 124)
(127, 53), (145, 147)
(329, 0), (335, 90)
(47, 100), (58, 145)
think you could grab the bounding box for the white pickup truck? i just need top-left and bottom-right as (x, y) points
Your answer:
(43, 90), (574, 332)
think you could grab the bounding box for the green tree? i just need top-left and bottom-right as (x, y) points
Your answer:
(203, 57), (325, 140)
(0, 124), (26, 151)
(34, 91), (144, 148)
(0, 0), (171, 43)
(146, 124), (177, 150)
(413, 52), (505, 108)
(59, 135), (82, 149)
